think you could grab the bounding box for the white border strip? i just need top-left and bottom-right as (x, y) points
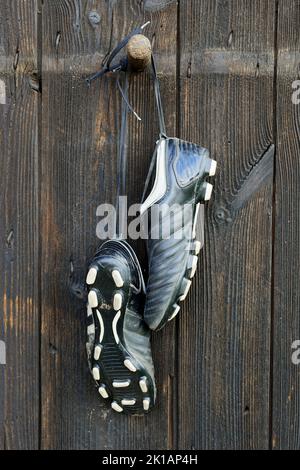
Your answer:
(0, 80), (6, 104)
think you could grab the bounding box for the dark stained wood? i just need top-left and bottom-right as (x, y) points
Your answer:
(1, 0), (300, 451)
(0, 0), (40, 450)
(40, 0), (178, 450)
(272, 0), (300, 450)
(177, 0), (275, 449)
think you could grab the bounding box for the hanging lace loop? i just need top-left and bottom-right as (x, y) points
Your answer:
(85, 23), (167, 237)
(86, 22), (150, 87)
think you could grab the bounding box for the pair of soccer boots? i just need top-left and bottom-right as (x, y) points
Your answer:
(86, 137), (217, 415)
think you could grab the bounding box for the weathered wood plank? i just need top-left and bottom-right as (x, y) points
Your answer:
(40, 0), (178, 450)
(272, 0), (300, 450)
(178, 0), (275, 449)
(0, 0), (39, 450)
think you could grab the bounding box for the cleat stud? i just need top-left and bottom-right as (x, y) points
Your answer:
(88, 290), (98, 308)
(92, 366), (100, 381)
(111, 402), (123, 413)
(112, 270), (124, 288)
(204, 182), (213, 201)
(113, 293), (122, 311)
(121, 399), (136, 406)
(169, 304), (180, 322)
(98, 385), (109, 399)
(124, 359), (137, 372)
(113, 380), (131, 388)
(194, 241), (201, 255)
(86, 267), (98, 285)
(179, 279), (192, 302)
(143, 398), (150, 411)
(209, 160), (217, 177)
(94, 344), (102, 361)
(189, 255), (198, 279)
(139, 378), (148, 393)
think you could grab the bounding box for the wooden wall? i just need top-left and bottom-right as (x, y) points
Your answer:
(0, 0), (299, 450)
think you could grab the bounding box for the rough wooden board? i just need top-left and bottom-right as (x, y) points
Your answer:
(2, 0), (299, 451)
(272, 0), (300, 450)
(0, 0), (39, 450)
(177, 0), (275, 450)
(40, 0), (178, 450)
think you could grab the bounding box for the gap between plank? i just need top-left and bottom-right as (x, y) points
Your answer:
(37, 0), (43, 452)
(269, 0), (279, 452)
(174, 0), (181, 451)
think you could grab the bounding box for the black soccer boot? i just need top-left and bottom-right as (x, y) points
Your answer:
(86, 239), (156, 414)
(141, 137), (216, 330)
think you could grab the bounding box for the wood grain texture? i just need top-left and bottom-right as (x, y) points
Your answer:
(272, 0), (300, 450)
(40, 0), (178, 450)
(0, 0), (39, 450)
(177, 0), (275, 450)
(1, 0), (300, 450)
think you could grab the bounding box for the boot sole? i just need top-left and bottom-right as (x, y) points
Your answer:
(86, 247), (155, 415)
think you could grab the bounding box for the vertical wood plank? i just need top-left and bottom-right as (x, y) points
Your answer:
(178, 0), (275, 449)
(0, 0), (39, 450)
(272, 0), (300, 450)
(40, 0), (178, 449)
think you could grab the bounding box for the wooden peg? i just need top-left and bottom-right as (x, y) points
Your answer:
(127, 34), (152, 72)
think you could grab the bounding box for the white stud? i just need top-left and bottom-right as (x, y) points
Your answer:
(179, 280), (192, 301)
(111, 402), (123, 413)
(98, 386), (108, 399)
(87, 304), (93, 317)
(124, 359), (137, 372)
(139, 379), (148, 393)
(94, 345), (102, 360)
(86, 267), (98, 285)
(0, 79), (6, 105)
(112, 311), (121, 344)
(169, 305), (180, 321)
(87, 324), (95, 336)
(190, 256), (198, 279)
(143, 398), (150, 411)
(209, 160), (217, 176)
(204, 183), (213, 201)
(121, 399), (136, 406)
(112, 270), (124, 288)
(92, 367), (100, 381)
(88, 290), (98, 308)
(194, 241), (201, 255)
(113, 380), (131, 388)
(113, 293), (122, 311)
